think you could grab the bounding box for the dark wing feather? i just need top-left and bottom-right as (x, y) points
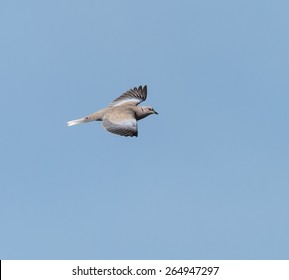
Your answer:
(109, 85), (147, 107)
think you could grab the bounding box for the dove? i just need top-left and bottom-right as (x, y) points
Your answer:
(67, 85), (158, 137)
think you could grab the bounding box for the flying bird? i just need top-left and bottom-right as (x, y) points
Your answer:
(67, 85), (158, 137)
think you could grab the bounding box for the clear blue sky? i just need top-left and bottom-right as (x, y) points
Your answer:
(1, 0), (289, 259)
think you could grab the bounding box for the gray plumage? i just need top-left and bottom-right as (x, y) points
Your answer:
(67, 85), (158, 137)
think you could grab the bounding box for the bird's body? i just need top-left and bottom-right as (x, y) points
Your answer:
(67, 85), (157, 137)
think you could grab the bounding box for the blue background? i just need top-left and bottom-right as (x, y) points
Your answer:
(1, 0), (289, 259)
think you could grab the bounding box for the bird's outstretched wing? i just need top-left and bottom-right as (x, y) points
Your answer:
(102, 113), (138, 137)
(109, 85), (147, 107)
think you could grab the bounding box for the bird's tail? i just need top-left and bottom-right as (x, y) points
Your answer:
(67, 117), (92, 127)
(67, 111), (104, 127)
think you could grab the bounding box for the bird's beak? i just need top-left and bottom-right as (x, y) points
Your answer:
(154, 110), (158, 115)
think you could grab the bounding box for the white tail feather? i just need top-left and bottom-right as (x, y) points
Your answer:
(67, 118), (89, 127)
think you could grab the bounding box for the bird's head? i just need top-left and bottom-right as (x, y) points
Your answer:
(141, 106), (158, 115)
(136, 106), (158, 120)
